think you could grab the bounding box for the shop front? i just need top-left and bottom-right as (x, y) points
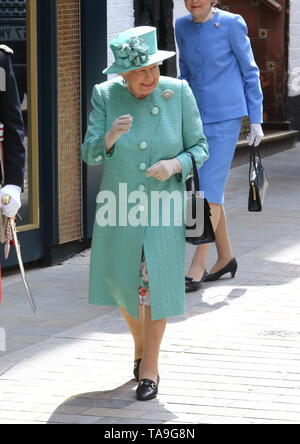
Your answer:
(0, 0), (107, 267)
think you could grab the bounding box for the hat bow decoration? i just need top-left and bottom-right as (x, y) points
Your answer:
(115, 37), (150, 69)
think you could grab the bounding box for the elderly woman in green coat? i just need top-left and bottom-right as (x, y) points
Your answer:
(81, 26), (208, 401)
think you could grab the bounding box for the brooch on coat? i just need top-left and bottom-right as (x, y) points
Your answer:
(160, 90), (175, 100)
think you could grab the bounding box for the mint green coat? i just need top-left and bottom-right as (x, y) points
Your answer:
(81, 76), (208, 320)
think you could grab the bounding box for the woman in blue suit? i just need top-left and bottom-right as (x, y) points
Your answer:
(175, 0), (264, 290)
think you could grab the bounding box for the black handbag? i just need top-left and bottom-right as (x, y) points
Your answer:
(248, 145), (268, 212)
(185, 153), (215, 245)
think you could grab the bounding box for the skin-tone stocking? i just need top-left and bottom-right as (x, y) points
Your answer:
(186, 203), (234, 281)
(211, 204), (234, 274)
(120, 306), (144, 360)
(139, 306), (166, 384)
(119, 306), (166, 384)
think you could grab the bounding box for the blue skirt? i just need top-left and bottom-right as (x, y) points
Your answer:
(199, 118), (243, 204)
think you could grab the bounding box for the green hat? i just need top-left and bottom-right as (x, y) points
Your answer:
(103, 26), (175, 75)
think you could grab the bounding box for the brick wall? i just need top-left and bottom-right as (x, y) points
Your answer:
(289, 0), (300, 98)
(57, 0), (82, 244)
(107, 0), (134, 70)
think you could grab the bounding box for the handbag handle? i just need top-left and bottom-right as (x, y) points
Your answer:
(186, 153), (200, 194)
(249, 145), (262, 185)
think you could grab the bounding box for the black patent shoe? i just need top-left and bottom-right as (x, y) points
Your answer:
(185, 271), (207, 293)
(133, 359), (142, 382)
(136, 376), (160, 401)
(185, 276), (201, 292)
(203, 258), (238, 282)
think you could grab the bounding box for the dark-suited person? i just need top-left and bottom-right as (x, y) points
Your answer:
(0, 44), (25, 217)
(134, 0), (177, 77)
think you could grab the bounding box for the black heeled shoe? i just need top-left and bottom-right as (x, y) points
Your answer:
(136, 375), (160, 401)
(203, 258), (238, 282)
(133, 358), (142, 382)
(185, 271), (208, 293)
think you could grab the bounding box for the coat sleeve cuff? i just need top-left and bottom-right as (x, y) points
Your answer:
(81, 138), (115, 165)
(248, 110), (263, 125)
(175, 152), (193, 183)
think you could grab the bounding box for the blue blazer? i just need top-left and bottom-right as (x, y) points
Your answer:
(175, 9), (263, 124)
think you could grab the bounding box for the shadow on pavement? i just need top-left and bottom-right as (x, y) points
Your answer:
(47, 380), (176, 424)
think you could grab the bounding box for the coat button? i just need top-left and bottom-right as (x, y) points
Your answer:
(151, 106), (160, 115)
(139, 141), (147, 150)
(139, 163), (147, 171)
(95, 154), (103, 162)
(138, 184), (145, 192)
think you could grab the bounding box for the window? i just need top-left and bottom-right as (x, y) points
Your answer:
(0, 0), (39, 231)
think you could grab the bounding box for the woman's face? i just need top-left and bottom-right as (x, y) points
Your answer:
(184, 0), (212, 18)
(122, 63), (160, 99)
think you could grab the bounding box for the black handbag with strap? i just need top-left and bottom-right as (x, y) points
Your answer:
(185, 153), (215, 245)
(248, 146), (268, 212)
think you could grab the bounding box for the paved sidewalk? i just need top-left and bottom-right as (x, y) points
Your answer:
(0, 145), (300, 424)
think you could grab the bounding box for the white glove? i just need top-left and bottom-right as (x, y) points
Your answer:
(0, 184), (22, 218)
(146, 158), (182, 182)
(248, 123), (264, 147)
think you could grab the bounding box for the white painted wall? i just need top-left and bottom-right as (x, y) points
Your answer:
(289, 0), (300, 97)
(173, 0), (188, 23)
(107, 0), (134, 72)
